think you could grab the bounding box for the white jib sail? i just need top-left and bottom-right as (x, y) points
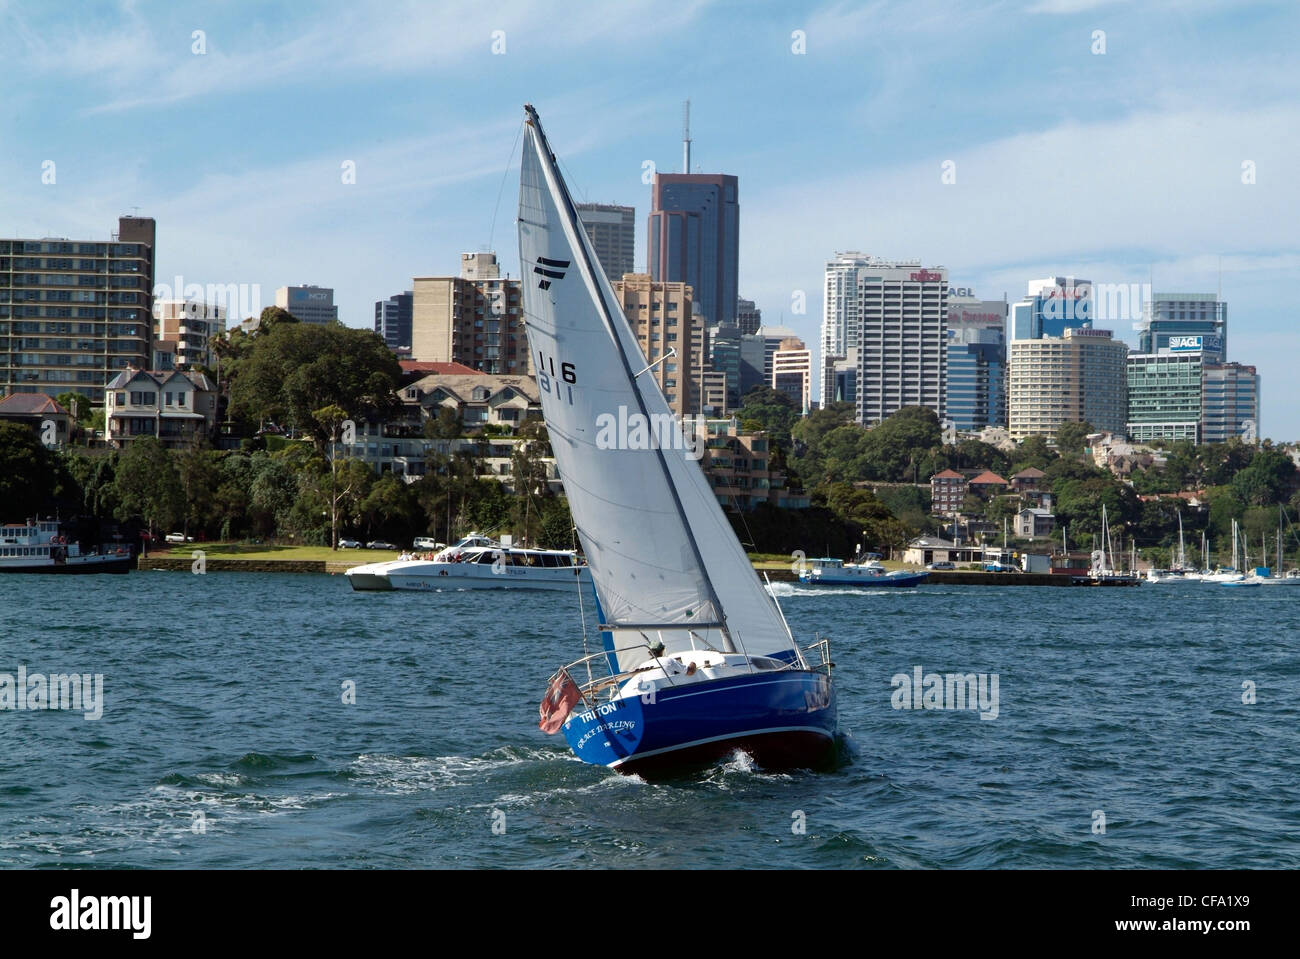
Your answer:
(517, 106), (796, 674)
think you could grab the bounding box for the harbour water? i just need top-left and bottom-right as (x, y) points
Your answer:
(1, 572), (1297, 868)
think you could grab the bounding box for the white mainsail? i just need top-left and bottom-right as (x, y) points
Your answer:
(517, 106), (795, 673)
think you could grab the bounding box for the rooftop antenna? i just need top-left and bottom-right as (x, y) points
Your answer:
(682, 99), (692, 174)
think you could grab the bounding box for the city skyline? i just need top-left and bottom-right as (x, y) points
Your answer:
(1, 1), (1296, 436)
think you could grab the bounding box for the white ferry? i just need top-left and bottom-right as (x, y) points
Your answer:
(0, 519), (132, 574)
(345, 533), (590, 592)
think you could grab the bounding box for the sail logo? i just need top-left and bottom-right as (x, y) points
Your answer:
(890, 665), (998, 720)
(594, 406), (706, 460)
(533, 256), (570, 290)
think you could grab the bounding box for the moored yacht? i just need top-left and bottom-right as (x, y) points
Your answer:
(0, 519), (132, 574)
(345, 533), (589, 592)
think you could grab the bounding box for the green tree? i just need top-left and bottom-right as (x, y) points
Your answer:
(359, 472), (413, 539)
(0, 421), (58, 519)
(113, 438), (183, 535)
(177, 445), (220, 538)
(231, 323), (401, 451)
(1054, 421), (1094, 455)
(735, 387), (799, 451)
(1231, 447), (1297, 506)
(424, 405), (463, 439)
(1010, 434), (1058, 472)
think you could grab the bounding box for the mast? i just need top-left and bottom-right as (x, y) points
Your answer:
(522, 104), (735, 648)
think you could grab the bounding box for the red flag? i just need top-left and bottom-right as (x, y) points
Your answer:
(538, 669), (581, 734)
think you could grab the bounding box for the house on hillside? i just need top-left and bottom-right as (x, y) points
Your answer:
(0, 392), (70, 447)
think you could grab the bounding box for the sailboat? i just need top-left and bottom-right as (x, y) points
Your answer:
(1146, 511), (1203, 584)
(1204, 519), (1246, 583)
(519, 105), (836, 774)
(1259, 509), (1300, 586)
(1089, 504), (1138, 583)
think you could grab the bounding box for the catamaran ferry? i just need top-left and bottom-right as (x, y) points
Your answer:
(0, 520), (132, 574)
(345, 533), (590, 592)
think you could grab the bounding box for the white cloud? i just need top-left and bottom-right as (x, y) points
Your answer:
(0, 0), (713, 115)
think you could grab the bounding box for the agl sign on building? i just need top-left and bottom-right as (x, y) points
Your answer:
(1170, 334), (1222, 353)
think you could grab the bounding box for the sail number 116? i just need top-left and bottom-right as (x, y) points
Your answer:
(536, 350), (577, 405)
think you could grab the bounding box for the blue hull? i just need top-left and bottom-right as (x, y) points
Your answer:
(561, 669), (837, 774)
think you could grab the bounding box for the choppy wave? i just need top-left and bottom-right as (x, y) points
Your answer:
(3, 573), (1299, 868)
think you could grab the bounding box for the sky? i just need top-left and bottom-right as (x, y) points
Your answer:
(2, 0), (1297, 437)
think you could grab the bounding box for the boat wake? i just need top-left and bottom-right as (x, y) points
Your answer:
(768, 582), (907, 598)
(346, 746), (573, 795)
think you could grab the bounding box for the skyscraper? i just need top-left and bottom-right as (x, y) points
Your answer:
(820, 251), (871, 406)
(374, 292), (413, 352)
(647, 173), (739, 328)
(1136, 293), (1228, 357)
(946, 293), (1008, 431)
(1, 215), (156, 403)
(1201, 362), (1260, 443)
(771, 336), (812, 412)
(1009, 277), (1092, 341)
(854, 260), (949, 426)
(735, 297), (761, 335)
(576, 204), (635, 281)
(1008, 328), (1128, 439)
(275, 285), (338, 324)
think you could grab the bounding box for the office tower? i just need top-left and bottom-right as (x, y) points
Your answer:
(828, 349), (858, 406)
(375, 292), (414, 352)
(1008, 328), (1128, 439)
(855, 261), (949, 426)
(708, 323), (742, 411)
(771, 336), (812, 412)
(1201, 362), (1260, 443)
(647, 173), (739, 328)
(610, 274), (697, 416)
(946, 293), (1008, 431)
(738, 333), (767, 399)
(154, 299), (226, 371)
(820, 251), (872, 406)
(576, 204), (635, 281)
(275, 285), (338, 324)
(1136, 292), (1228, 357)
(1126, 332), (1226, 443)
(0, 215), (155, 403)
(751, 324), (800, 385)
(736, 297), (761, 336)
(1009, 277), (1092, 341)
(411, 255), (527, 375)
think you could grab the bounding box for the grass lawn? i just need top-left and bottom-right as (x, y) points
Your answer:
(148, 543), (398, 562)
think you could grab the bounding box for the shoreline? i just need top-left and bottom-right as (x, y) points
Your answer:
(136, 553), (1133, 585)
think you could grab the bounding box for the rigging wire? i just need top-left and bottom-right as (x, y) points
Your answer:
(487, 120), (524, 256)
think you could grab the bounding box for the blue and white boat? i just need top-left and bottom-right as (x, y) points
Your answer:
(798, 555), (927, 588)
(520, 105), (836, 775)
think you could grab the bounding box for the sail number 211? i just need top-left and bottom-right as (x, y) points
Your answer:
(536, 351), (577, 406)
